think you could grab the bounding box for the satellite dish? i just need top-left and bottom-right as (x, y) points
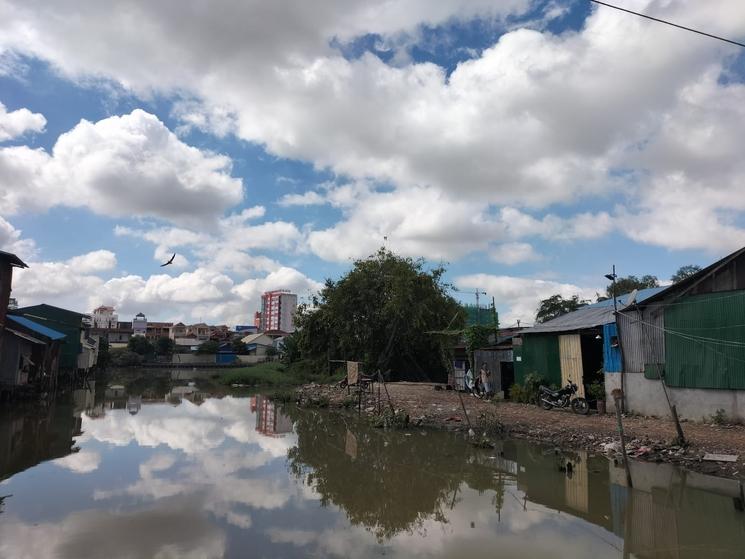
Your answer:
(624, 289), (638, 307)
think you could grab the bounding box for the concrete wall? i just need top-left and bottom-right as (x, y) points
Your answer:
(172, 353), (216, 364)
(237, 355), (273, 365)
(605, 371), (745, 422)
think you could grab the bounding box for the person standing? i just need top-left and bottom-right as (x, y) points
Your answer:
(464, 362), (476, 396)
(480, 363), (492, 398)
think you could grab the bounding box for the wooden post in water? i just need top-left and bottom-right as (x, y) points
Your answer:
(612, 388), (633, 488)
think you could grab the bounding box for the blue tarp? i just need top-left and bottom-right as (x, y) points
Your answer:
(7, 315), (66, 341)
(603, 322), (622, 372)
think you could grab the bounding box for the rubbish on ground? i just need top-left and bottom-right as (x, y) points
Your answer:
(703, 453), (738, 462)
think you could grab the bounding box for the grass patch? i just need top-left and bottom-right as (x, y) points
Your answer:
(218, 361), (343, 387)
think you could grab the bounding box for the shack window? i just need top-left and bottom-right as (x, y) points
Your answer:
(610, 336), (619, 348)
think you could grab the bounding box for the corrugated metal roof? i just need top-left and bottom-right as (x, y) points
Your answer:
(0, 250), (28, 268)
(6, 327), (46, 345)
(523, 287), (665, 334)
(7, 315), (67, 341)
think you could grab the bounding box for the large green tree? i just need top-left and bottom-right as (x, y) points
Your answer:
(127, 336), (154, 357)
(606, 274), (659, 298)
(535, 294), (588, 324)
(671, 264), (701, 283)
(295, 249), (464, 382)
(155, 336), (175, 356)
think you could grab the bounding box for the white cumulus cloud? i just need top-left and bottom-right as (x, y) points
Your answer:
(0, 101), (46, 142)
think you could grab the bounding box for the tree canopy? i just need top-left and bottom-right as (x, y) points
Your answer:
(535, 294), (588, 324)
(294, 249), (464, 382)
(155, 336), (175, 356)
(606, 274), (659, 298)
(671, 264), (701, 283)
(127, 336), (154, 357)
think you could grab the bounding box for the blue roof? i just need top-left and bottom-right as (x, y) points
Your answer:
(7, 315), (67, 341)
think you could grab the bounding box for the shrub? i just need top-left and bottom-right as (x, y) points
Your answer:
(109, 349), (144, 367)
(509, 373), (547, 404)
(587, 381), (605, 401)
(711, 408), (728, 425)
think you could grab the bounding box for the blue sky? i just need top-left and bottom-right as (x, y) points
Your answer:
(1, 0), (744, 326)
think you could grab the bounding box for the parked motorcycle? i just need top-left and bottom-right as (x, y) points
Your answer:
(539, 382), (589, 415)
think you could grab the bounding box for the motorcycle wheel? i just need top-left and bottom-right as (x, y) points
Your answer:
(540, 399), (553, 410)
(571, 398), (589, 415)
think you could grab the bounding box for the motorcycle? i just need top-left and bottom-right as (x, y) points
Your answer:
(539, 382), (589, 415)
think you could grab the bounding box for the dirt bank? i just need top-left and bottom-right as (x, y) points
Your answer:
(297, 381), (745, 480)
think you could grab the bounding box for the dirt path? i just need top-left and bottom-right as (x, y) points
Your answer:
(298, 381), (745, 480)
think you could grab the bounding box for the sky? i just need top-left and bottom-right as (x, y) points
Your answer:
(1, 0), (744, 327)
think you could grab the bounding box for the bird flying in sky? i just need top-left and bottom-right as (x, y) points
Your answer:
(160, 253), (176, 267)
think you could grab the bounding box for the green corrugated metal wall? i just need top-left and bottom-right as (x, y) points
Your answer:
(664, 291), (745, 389)
(16, 305), (83, 370)
(515, 334), (561, 386)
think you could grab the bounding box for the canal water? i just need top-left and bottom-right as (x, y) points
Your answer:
(1, 373), (744, 558)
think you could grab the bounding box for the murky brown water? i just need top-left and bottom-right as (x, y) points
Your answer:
(1, 371), (744, 558)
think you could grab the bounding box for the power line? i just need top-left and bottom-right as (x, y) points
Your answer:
(589, 0), (745, 49)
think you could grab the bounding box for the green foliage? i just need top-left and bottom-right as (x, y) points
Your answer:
(369, 408), (410, 429)
(607, 275), (659, 298)
(217, 360), (342, 387)
(265, 389), (295, 403)
(155, 336), (175, 356)
(96, 337), (111, 369)
(265, 346), (278, 357)
(464, 325), (492, 355)
(535, 295), (588, 324)
(671, 265), (701, 284)
(587, 381), (605, 401)
(110, 348), (144, 367)
(711, 408), (728, 425)
(510, 373), (546, 404)
(231, 339), (248, 354)
(299, 395), (330, 408)
(127, 336), (154, 357)
(280, 331), (301, 364)
(294, 248), (464, 381)
(196, 340), (220, 354)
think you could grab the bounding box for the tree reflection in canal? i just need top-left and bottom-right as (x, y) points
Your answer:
(0, 382), (744, 558)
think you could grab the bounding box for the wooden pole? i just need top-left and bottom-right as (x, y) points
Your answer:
(670, 404), (686, 446)
(612, 389), (633, 488)
(379, 370), (395, 414)
(457, 389), (473, 434)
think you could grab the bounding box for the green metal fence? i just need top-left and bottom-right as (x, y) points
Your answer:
(664, 291), (745, 389)
(514, 334), (561, 386)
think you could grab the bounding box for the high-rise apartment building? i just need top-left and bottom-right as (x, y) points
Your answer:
(259, 290), (297, 332)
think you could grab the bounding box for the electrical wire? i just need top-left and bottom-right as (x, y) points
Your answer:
(620, 312), (745, 367)
(589, 0), (745, 49)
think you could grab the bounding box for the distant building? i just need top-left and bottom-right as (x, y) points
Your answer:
(187, 323), (210, 341)
(235, 324), (257, 335)
(132, 313), (147, 337)
(92, 305), (118, 329)
(260, 290), (297, 333)
(254, 311), (262, 330)
(170, 322), (187, 339)
(146, 321), (172, 340)
(7, 297), (17, 310)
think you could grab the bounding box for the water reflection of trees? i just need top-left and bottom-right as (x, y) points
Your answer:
(286, 409), (509, 541)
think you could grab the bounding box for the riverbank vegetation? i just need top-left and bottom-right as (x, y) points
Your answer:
(217, 361), (343, 387)
(288, 248), (464, 382)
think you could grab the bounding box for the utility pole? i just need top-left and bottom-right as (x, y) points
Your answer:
(474, 290), (487, 325)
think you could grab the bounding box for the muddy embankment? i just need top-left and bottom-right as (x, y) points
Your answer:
(297, 381), (745, 480)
